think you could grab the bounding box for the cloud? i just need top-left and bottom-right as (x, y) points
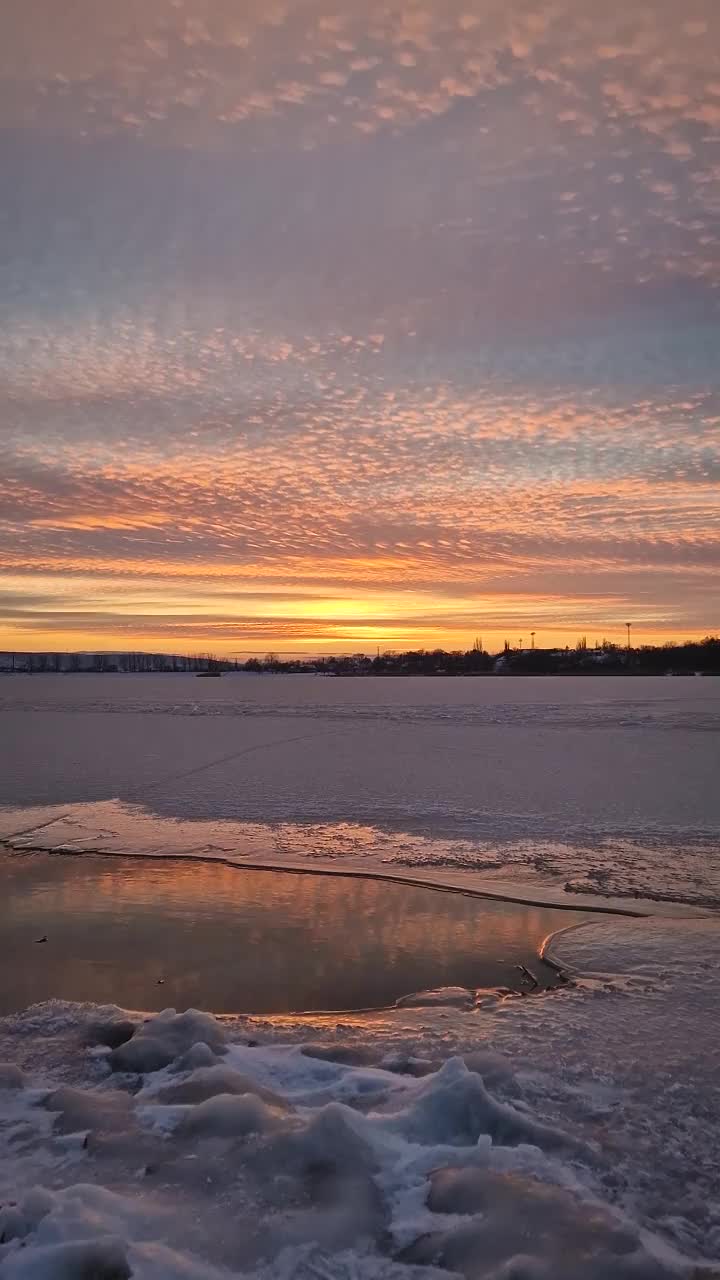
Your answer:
(2, 1), (720, 648)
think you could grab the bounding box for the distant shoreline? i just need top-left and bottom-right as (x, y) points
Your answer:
(2, 636), (718, 678)
(1, 668), (717, 678)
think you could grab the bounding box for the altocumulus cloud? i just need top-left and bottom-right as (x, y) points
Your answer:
(1, 0), (719, 650)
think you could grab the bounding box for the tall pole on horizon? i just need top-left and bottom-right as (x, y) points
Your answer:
(531, 631), (536, 650)
(625, 621), (632, 655)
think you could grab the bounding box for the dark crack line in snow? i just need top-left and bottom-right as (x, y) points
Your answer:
(122, 724), (349, 802)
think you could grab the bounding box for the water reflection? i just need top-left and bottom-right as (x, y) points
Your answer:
(0, 853), (589, 1014)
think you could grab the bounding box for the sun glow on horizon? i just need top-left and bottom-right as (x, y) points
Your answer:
(1, 0), (719, 646)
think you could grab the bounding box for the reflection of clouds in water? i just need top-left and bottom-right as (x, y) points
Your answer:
(0, 850), (576, 1012)
(2, 790), (720, 909)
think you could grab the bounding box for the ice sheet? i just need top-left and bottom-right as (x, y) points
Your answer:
(1, 914), (719, 1277)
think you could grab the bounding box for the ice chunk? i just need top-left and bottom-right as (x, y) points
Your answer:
(174, 1091), (287, 1138)
(300, 1043), (383, 1067)
(108, 1009), (227, 1074)
(384, 1058), (581, 1151)
(264, 1103), (378, 1181)
(0, 1191), (54, 1245)
(155, 1064), (289, 1109)
(44, 1087), (134, 1135)
(169, 1042), (218, 1073)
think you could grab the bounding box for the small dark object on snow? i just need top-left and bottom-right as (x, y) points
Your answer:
(516, 963), (539, 990)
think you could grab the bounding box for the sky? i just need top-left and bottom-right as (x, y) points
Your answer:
(1, 0), (719, 656)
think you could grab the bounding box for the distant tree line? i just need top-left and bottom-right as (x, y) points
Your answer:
(1, 637), (719, 676)
(242, 637), (720, 676)
(0, 652), (231, 674)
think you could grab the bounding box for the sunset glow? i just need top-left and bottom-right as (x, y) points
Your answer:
(2, 1), (719, 654)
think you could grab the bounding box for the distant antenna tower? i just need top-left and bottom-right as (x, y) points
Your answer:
(531, 631), (536, 650)
(625, 622), (632, 653)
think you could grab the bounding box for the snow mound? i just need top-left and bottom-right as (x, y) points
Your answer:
(405, 1166), (674, 1278)
(45, 1086), (134, 1135)
(155, 1091), (288, 1139)
(2, 914), (720, 1277)
(108, 1009), (228, 1074)
(379, 1057), (583, 1153)
(156, 1063), (289, 1108)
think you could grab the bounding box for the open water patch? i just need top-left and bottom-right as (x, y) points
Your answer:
(0, 851), (591, 1014)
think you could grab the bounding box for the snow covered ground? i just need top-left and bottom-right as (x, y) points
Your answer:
(1, 674), (718, 910)
(1, 676), (718, 1276)
(1, 915), (719, 1278)
(1, 800), (719, 912)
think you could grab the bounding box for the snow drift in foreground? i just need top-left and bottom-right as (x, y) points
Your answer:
(1, 917), (719, 1280)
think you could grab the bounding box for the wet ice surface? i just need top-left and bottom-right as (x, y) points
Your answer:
(1, 915), (719, 1278)
(1, 673), (719, 908)
(0, 853), (586, 1015)
(1, 675), (719, 1277)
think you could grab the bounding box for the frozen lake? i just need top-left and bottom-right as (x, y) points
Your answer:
(0, 851), (586, 1014)
(1, 673), (718, 908)
(2, 675), (720, 1279)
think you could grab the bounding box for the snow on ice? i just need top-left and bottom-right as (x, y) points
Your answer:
(1, 914), (719, 1279)
(1, 678), (719, 1275)
(1, 674), (719, 911)
(2, 802), (719, 914)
